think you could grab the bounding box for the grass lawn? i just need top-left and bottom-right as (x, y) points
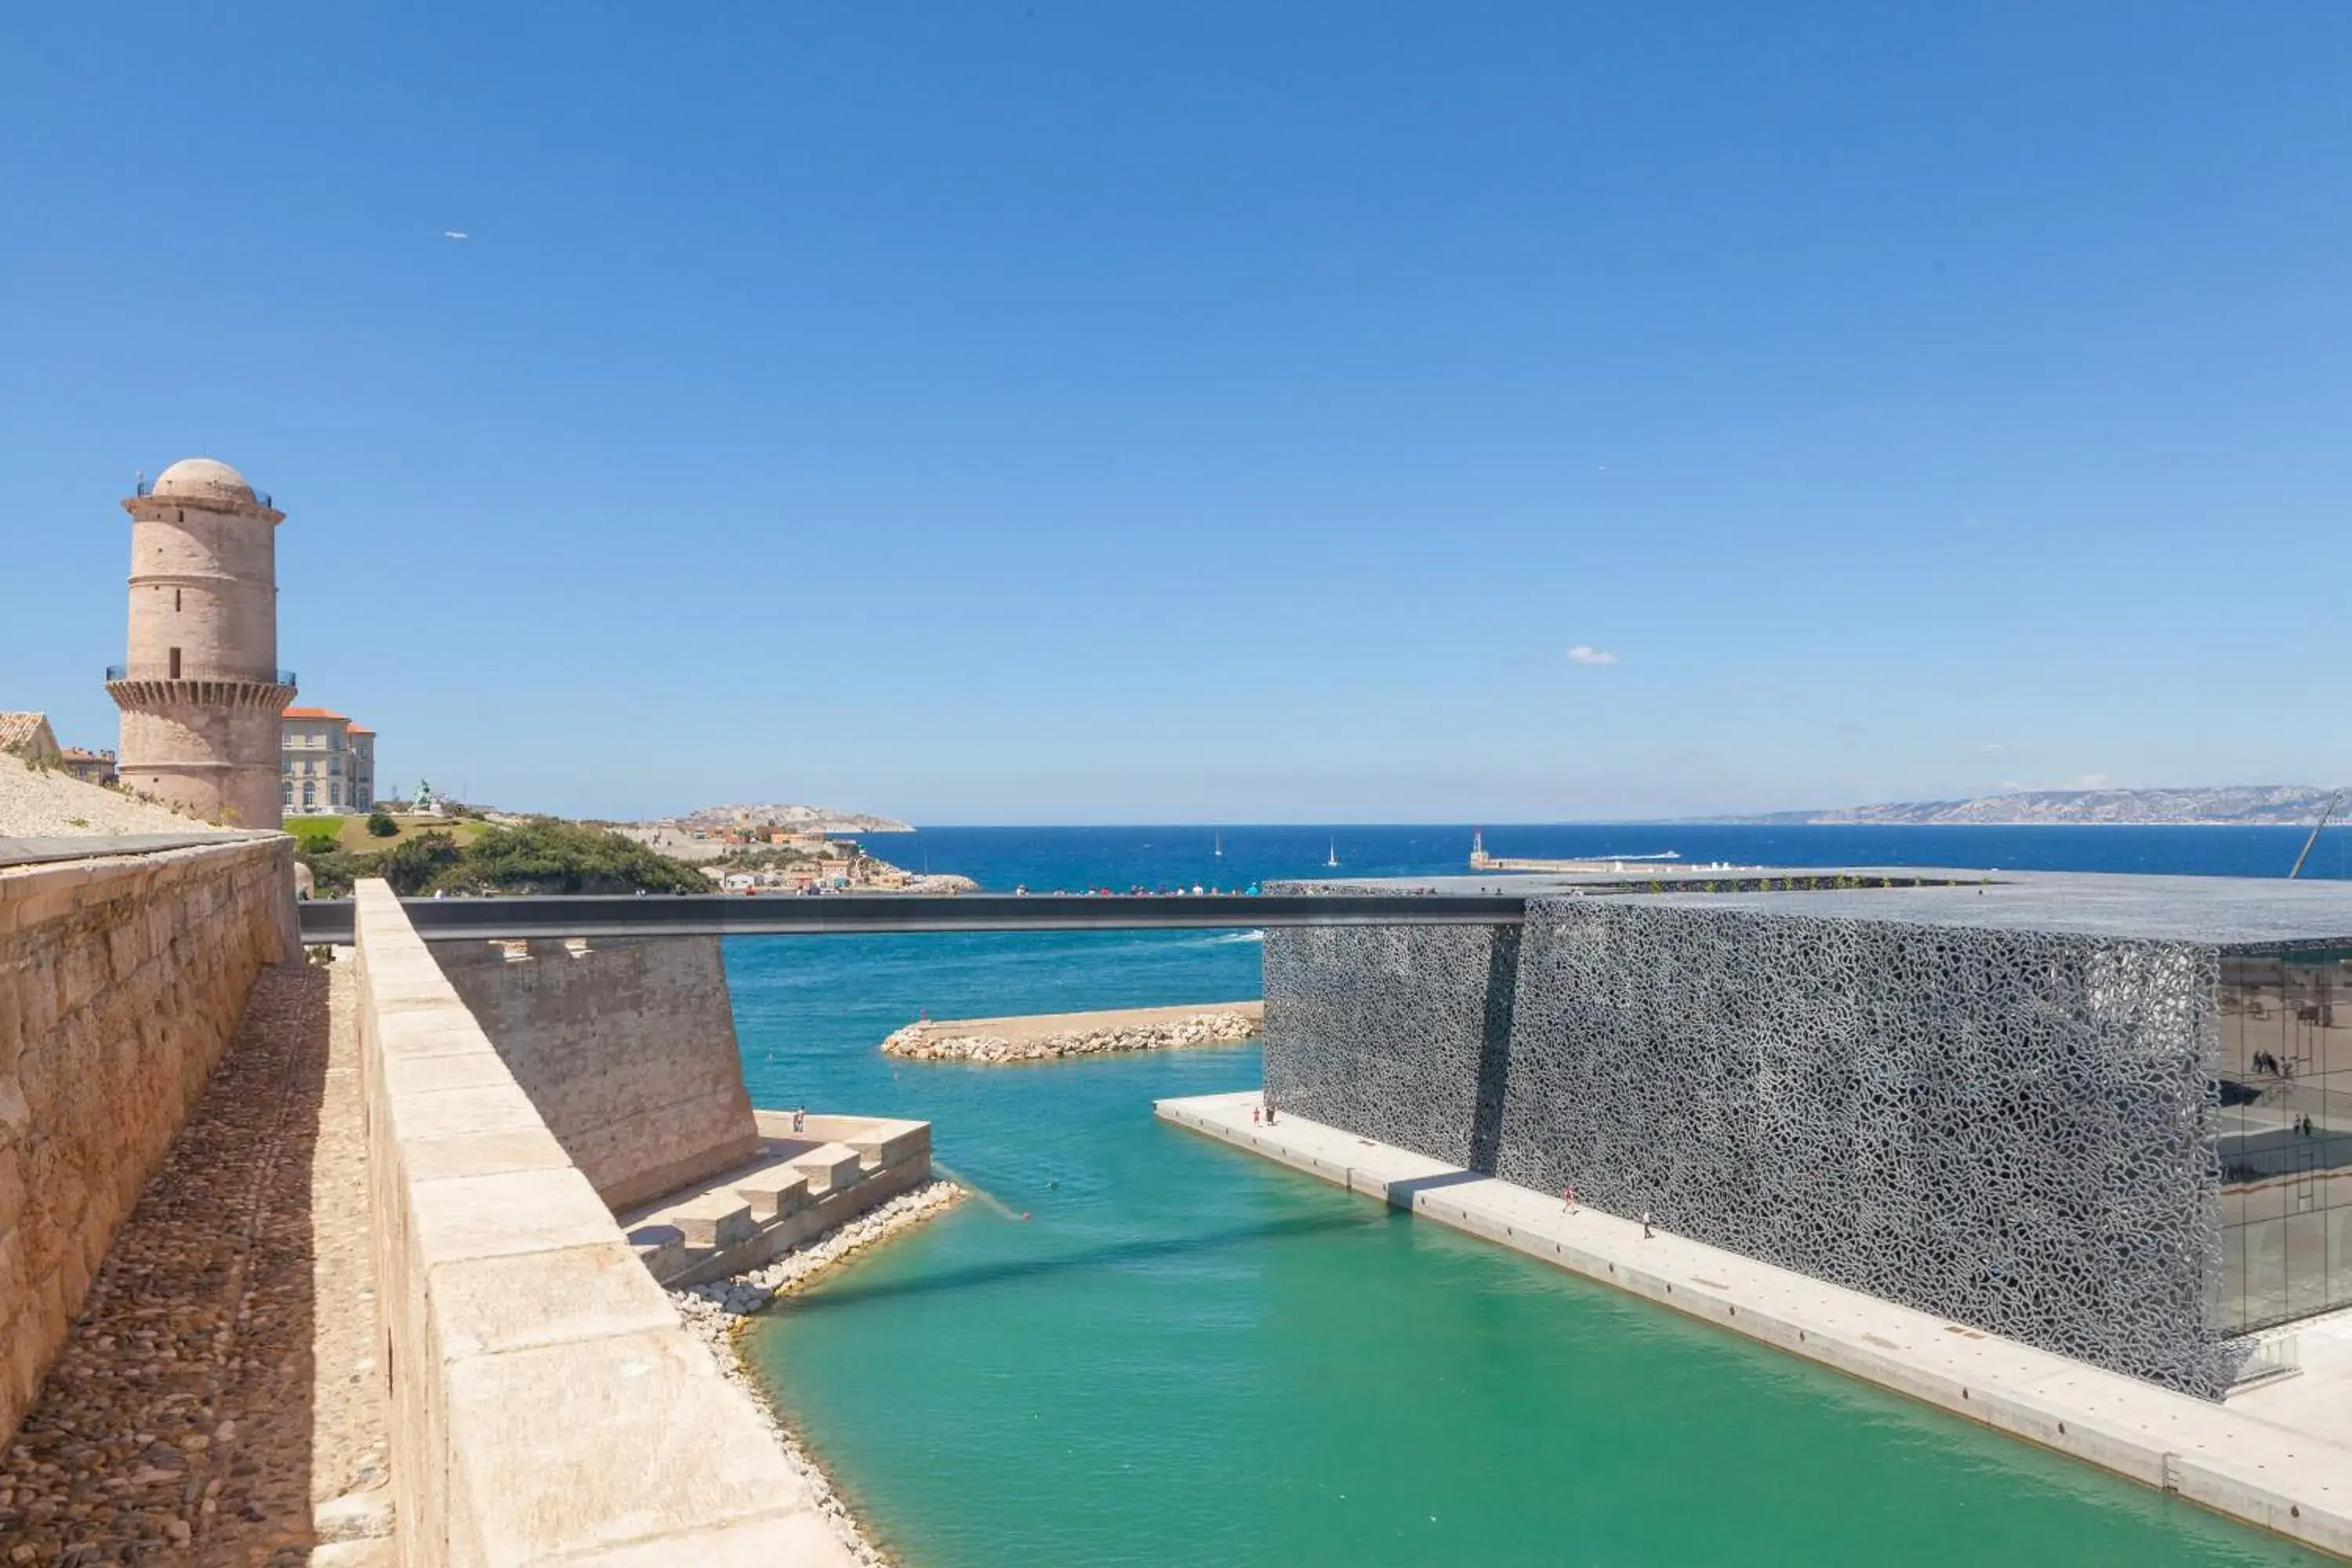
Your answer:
(289, 813), (488, 853)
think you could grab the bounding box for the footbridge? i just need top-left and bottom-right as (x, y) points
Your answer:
(296, 891), (1529, 943)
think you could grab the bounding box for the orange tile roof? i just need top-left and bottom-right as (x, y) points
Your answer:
(347, 725), (375, 736)
(282, 706), (348, 720)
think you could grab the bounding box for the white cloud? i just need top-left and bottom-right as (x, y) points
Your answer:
(1980, 742), (2006, 752)
(443, 230), (470, 241)
(2068, 771), (2112, 789)
(1566, 644), (1617, 667)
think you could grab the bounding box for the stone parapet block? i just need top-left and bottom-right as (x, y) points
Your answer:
(352, 880), (850, 1566)
(735, 1171), (811, 1221)
(670, 1196), (756, 1250)
(785, 1143), (865, 1196)
(847, 1121), (930, 1171)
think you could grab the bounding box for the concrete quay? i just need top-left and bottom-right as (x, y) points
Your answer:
(1157, 1090), (2352, 1561)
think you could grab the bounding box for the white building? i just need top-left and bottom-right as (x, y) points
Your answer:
(281, 706), (378, 814)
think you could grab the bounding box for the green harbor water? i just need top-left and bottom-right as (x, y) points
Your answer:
(725, 928), (2325, 1568)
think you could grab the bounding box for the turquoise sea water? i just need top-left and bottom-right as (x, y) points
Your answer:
(730, 826), (2340, 1567)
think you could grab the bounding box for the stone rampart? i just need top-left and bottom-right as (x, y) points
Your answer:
(431, 935), (760, 1210)
(351, 880), (850, 1566)
(0, 836), (295, 1443)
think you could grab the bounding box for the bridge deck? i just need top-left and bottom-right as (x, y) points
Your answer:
(296, 892), (1527, 943)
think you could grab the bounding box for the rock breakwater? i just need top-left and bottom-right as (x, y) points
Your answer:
(668, 1178), (963, 1567)
(880, 1003), (1261, 1063)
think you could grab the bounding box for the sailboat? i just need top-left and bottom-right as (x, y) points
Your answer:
(1325, 837), (1340, 868)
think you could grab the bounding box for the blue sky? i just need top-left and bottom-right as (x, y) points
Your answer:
(5, 3), (2348, 822)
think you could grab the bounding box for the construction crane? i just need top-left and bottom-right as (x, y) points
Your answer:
(2287, 789), (2345, 879)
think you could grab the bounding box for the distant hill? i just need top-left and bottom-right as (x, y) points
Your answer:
(673, 803), (914, 833)
(1721, 786), (2347, 827)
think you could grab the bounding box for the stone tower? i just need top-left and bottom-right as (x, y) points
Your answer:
(106, 458), (296, 828)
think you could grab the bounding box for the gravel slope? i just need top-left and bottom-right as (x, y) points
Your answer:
(0, 754), (240, 837)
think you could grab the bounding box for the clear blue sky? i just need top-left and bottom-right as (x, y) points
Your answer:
(5, 3), (2348, 822)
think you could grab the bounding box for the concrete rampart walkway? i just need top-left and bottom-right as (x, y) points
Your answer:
(1158, 1090), (2352, 1562)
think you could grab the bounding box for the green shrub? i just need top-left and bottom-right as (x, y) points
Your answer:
(296, 843), (366, 898)
(366, 808), (399, 837)
(449, 818), (712, 895)
(293, 816), (713, 900)
(376, 831), (467, 896)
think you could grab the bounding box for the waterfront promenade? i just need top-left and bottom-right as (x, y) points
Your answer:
(1158, 1090), (2352, 1560)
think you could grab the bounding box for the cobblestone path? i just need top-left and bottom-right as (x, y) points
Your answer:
(0, 958), (392, 1566)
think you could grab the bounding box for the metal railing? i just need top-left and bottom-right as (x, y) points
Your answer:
(129, 478), (272, 507)
(106, 664), (296, 686)
(298, 891), (1529, 944)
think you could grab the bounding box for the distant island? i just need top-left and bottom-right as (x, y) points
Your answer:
(676, 803), (913, 833)
(1717, 785), (2347, 827)
(609, 805), (969, 894)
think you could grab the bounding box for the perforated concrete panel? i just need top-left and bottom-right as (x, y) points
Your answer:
(1263, 889), (2245, 1396)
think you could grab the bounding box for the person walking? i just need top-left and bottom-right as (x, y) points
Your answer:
(1563, 1185), (1578, 1214)
(1640, 1209), (1654, 1240)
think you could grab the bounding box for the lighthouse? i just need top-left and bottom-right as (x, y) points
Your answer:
(106, 458), (296, 828)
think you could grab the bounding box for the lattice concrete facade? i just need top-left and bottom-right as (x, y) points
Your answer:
(1263, 873), (2352, 1399)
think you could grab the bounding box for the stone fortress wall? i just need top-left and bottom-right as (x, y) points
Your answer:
(0, 837), (296, 1442)
(1263, 887), (2240, 1397)
(431, 935), (761, 1210)
(351, 881), (852, 1566)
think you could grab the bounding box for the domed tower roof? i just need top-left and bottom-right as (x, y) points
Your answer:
(151, 457), (256, 504)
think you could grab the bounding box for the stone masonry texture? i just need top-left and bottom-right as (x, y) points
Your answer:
(0, 837), (296, 1446)
(111, 470), (292, 830)
(1264, 893), (2238, 1396)
(353, 882), (850, 1564)
(431, 935), (760, 1211)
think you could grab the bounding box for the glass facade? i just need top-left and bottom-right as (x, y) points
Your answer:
(2214, 947), (2352, 1334)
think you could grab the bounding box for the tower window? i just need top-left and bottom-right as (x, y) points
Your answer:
(169, 647), (182, 679)
(174, 589), (182, 612)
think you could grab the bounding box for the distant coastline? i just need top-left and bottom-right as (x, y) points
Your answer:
(1703, 784), (2347, 829)
(1683, 819), (2317, 828)
(676, 803), (913, 833)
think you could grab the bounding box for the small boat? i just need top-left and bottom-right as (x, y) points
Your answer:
(1325, 837), (1340, 868)
(1214, 829), (1224, 858)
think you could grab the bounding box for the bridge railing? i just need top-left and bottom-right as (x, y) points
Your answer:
(106, 663), (297, 686)
(299, 891), (1528, 944)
